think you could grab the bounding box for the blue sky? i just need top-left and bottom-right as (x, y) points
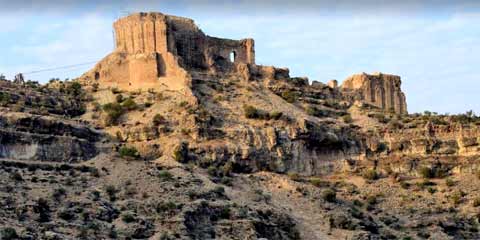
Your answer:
(0, 0), (479, 114)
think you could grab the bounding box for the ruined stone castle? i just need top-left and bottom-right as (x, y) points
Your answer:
(80, 12), (407, 114)
(341, 72), (408, 114)
(80, 12), (257, 93)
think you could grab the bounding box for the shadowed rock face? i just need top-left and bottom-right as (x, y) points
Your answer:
(0, 114), (101, 162)
(341, 72), (408, 114)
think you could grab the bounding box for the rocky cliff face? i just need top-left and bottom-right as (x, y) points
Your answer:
(0, 112), (101, 163)
(341, 72), (407, 114)
(0, 80), (103, 163)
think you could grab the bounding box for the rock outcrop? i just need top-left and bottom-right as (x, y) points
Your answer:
(0, 113), (101, 162)
(341, 72), (407, 114)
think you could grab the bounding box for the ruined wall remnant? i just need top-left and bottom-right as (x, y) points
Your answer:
(341, 72), (408, 114)
(80, 12), (256, 92)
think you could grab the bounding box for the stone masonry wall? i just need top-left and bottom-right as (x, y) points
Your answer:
(341, 72), (408, 114)
(80, 12), (256, 92)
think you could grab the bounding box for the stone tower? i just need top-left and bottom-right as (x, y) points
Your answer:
(341, 72), (408, 114)
(80, 12), (256, 91)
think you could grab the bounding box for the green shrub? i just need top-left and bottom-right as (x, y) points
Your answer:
(213, 186), (225, 195)
(10, 171), (23, 181)
(158, 170), (173, 181)
(153, 114), (165, 126)
(309, 178), (329, 188)
(156, 201), (177, 213)
(306, 106), (330, 117)
(366, 195), (377, 205)
(288, 173), (301, 181)
(34, 198), (51, 222)
(321, 188), (337, 202)
(324, 99), (342, 109)
(342, 114), (353, 123)
(119, 146), (140, 159)
(115, 94), (124, 103)
(419, 166), (434, 179)
(121, 212), (136, 223)
(416, 179), (436, 189)
(353, 199), (364, 207)
(178, 101), (188, 107)
(0, 227), (18, 240)
(66, 81), (83, 97)
(92, 83), (99, 92)
(173, 142), (189, 163)
(362, 169), (379, 181)
(207, 166), (217, 177)
(418, 166), (446, 179)
(52, 188), (67, 201)
(144, 102), (153, 108)
(111, 87), (121, 94)
(0, 92), (11, 104)
(105, 185), (117, 201)
(269, 111), (283, 120)
(218, 205), (231, 219)
(473, 197), (480, 207)
(400, 181), (410, 189)
(121, 98), (137, 110)
(427, 187), (437, 194)
(281, 90), (297, 103)
(451, 191), (463, 205)
(445, 178), (455, 187)
(244, 105), (260, 119)
(103, 102), (124, 126)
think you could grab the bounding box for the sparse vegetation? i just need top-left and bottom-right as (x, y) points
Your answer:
(0, 227), (18, 240)
(121, 212), (136, 223)
(103, 102), (125, 126)
(244, 105), (260, 119)
(173, 142), (189, 163)
(321, 188), (337, 202)
(111, 87), (122, 94)
(121, 97), (137, 110)
(178, 101), (188, 107)
(105, 185), (118, 201)
(342, 114), (353, 123)
(158, 170), (173, 181)
(362, 169), (379, 181)
(418, 166), (447, 179)
(119, 146), (140, 159)
(451, 191), (464, 205)
(281, 90), (298, 103)
(445, 178), (455, 187)
(306, 106), (331, 118)
(243, 105), (283, 120)
(473, 197), (480, 207)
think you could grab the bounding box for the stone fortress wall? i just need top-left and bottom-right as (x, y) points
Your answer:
(81, 12), (255, 92)
(341, 72), (408, 114)
(80, 12), (407, 114)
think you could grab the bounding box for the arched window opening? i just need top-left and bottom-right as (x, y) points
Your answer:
(230, 51), (236, 63)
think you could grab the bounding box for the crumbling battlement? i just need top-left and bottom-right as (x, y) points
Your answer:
(341, 72), (408, 114)
(80, 12), (257, 92)
(80, 12), (407, 115)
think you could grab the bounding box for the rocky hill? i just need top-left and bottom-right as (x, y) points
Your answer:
(1, 12), (480, 240)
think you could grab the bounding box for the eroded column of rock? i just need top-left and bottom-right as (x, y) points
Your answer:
(341, 72), (407, 114)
